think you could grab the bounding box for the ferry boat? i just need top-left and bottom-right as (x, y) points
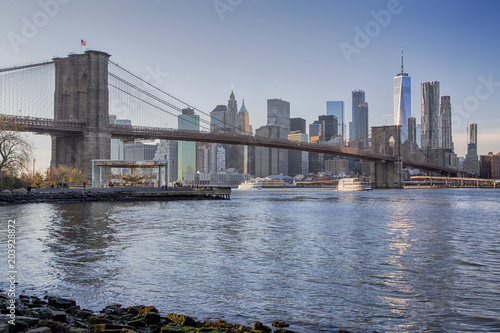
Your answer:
(337, 178), (372, 191)
(237, 180), (263, 190)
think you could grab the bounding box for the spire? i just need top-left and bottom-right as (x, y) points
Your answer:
(401, 46), (404, 75)
(239, 98), (247, 113)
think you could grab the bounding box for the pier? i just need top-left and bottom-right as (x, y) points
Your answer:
(404, 176), (500, 189)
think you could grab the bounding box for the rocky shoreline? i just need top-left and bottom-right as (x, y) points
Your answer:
(0, 188), (231, 205)
(0, 293), (349, 333)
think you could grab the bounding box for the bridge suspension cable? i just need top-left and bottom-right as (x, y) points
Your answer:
(108, 60), (251, 135)
(0, 61), (55, 119)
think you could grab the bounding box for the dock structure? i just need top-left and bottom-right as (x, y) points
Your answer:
(405, 176), (500, 189)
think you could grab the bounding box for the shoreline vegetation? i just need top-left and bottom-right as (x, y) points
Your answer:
(0, 187), (231, 205)
(0, 293), (352, 333)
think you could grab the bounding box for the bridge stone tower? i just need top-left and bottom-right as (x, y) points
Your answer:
(51, 51), (111, 182)
(371, 125), (403, 188)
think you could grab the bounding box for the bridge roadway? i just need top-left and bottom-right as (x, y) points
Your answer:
(0, 114), (458, 174)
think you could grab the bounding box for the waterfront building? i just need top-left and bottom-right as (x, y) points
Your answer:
(255, 125), (289, 177)
(178, 108), (200, 181)
(267, 98), (290, 130)
(324, 158), (349, 176)
(326, 101), (345, 140)
(210, 105), (227, 132)
(421, 81), (441, 149)
(350, 90), (369, 150)
(290, 117), (307, 133)
(393, 48), (411, 142)
(464, 123), (480, 174)
(183, 171), (251, 187)
(288, 131), (309, 176)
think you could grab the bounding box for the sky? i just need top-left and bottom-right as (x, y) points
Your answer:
(1, 0), (500, 171)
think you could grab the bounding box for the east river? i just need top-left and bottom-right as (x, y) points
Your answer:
(1, 188), (499, 332)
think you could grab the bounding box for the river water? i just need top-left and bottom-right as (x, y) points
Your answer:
(1, 188), (499, 332)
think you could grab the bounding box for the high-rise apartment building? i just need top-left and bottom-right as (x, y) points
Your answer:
(394, 48), (411, 141)
(326, 101), (345, 140)
(441, 96), (453, 151)
(464, 123), (479, 174)
(178, 108), (199, 181)
(421, 81), (441, 149)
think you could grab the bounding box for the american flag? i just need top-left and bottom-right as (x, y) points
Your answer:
(81, 39), (87, 46)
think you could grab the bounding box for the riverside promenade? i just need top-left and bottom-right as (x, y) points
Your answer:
(0, 187), (231, 205)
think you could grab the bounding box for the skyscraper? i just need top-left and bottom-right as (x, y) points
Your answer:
(464, 123), (479, 174)
(290, 117), (306, 133)
(421, 81), (440, 149)
(441, 96), (453, 151)
(267, 98), (290, 130)
(210, 105), (227, 132)
(408, 117), (417, 144)
(318, 115), (338, 141)
(226, 90), (238, 133)
(178, 108), (199, 181)
(237, 99), (251, 134)
(326, 101), (344, 140)
(393, 48), (411, 141)
(350, 90), (369, 150)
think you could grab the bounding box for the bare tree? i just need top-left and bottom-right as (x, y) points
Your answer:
(0, 130), (33, 175)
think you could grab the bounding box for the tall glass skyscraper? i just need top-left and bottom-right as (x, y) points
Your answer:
(350, 90), (369, 150)
(393, 48), (411, 141)
(326, 101), (344, 140)
(178, 108), (199, 181)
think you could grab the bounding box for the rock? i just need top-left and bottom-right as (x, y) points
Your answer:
(51, 311), (67, 323)
(87, 316), (112, 325)
(272, 321), (289, 328)
(74, 309), (93, 319)
(144, 312), (162, 325)
(12, 188), (27, 194)
(47, 297), (76, 310)
(26, 328), (52, 333)
(36, 320), (70, 333)
(253, 321), (271, 333)
(65, 306), (81, 315)
(1, 190), (11, 194)
(274, 329), (296, 333)
(165, 313), (197, 327)
(32, 307), (54, 320)
(0, 323), (9, 333)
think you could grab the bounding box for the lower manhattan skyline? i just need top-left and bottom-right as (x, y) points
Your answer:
(1, 0), (499, 170)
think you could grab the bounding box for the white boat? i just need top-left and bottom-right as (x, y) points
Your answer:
(337, 178), (372, 191)
(237, 180), (263, 190)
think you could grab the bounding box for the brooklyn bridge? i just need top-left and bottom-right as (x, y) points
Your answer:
(0, 50), (458, 188)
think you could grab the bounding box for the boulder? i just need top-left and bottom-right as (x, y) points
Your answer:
(12, 188), (27, 194)
(165, 313), (196, 327)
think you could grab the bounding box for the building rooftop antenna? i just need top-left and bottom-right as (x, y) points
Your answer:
(401, 46), (404, 75)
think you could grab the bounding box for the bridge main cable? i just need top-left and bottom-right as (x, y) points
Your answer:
(0, 61), (54, 74)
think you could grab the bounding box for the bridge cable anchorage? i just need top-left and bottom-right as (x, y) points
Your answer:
(108, 60), (253, 136)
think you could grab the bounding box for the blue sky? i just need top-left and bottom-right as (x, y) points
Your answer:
(1, 0), (499, 170)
